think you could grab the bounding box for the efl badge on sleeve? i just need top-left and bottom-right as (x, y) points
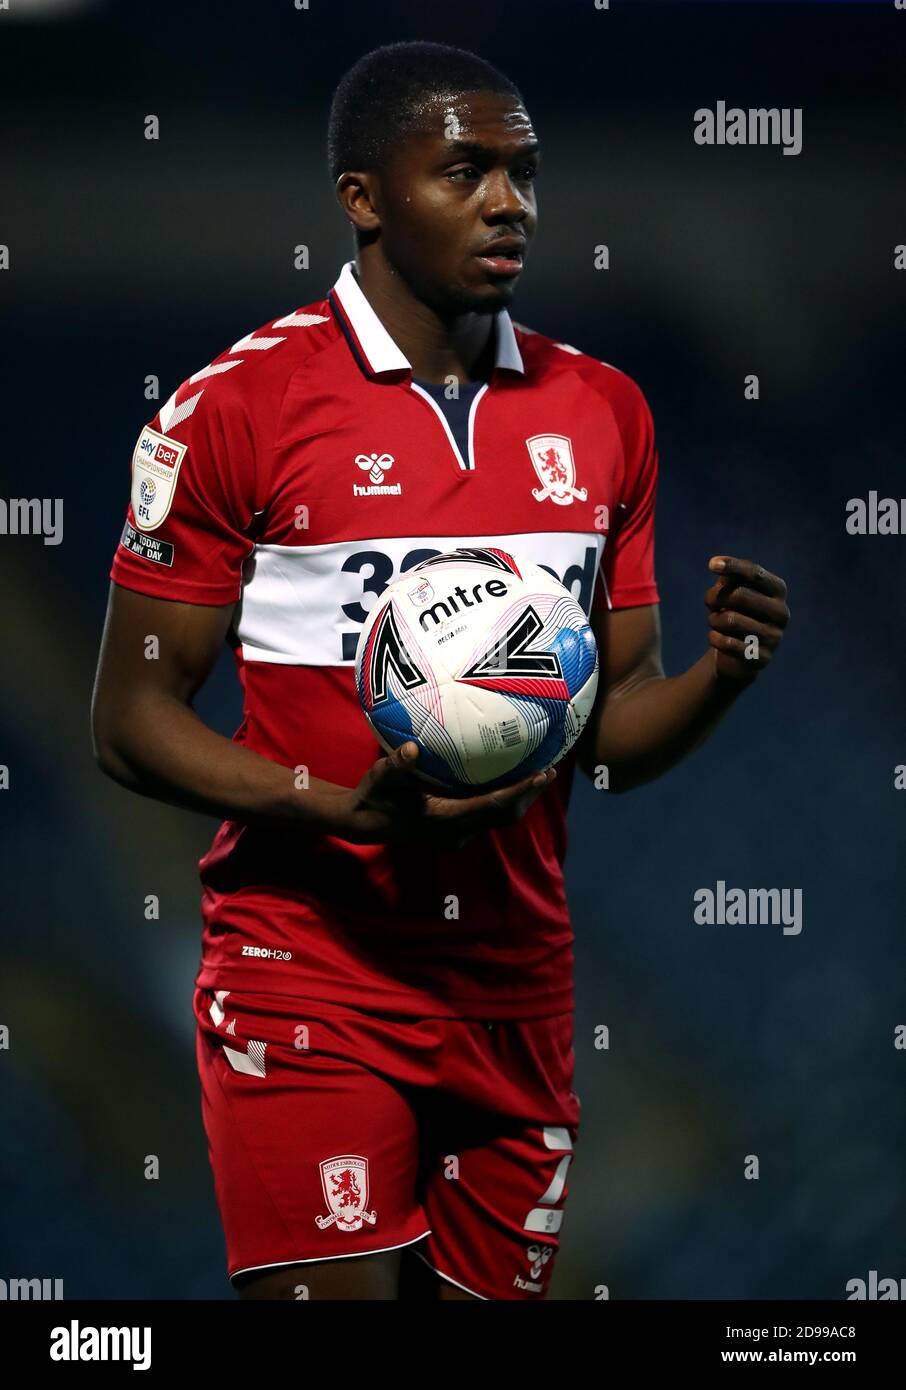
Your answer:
(315, 1155), (377, 1232)
(526, 434), (588, 507)
(130, 426), (187, 531)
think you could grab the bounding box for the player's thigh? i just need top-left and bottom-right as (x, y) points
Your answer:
(420, 1116), (579, 1300)
(235, 1249), (402, 1300)
(194, 990), (430, 1292)
(397, 1244), (481, 1301)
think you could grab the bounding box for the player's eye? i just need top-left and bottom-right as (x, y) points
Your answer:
(446, 161), (538, 184)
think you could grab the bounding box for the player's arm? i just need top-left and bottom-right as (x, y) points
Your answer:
(575, 601), (736, 792)
(575, 556), (790, 793)
(91, 582), (552, 845)
(91, 582), (356, 830)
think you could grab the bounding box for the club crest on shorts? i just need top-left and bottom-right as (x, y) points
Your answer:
(130, 425), (187, 531)
(315, 1155), (377, 1232)
(526, 434), (588, 506)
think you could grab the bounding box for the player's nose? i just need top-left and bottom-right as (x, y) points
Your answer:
(481, 172), (533, 221)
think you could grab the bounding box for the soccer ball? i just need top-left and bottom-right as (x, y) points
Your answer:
(354, 547), (599, 790)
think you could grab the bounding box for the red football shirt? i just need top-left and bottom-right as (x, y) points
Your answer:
(109, 261), (660, 1019)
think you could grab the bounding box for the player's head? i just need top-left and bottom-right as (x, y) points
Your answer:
(328, 41), (538, 316)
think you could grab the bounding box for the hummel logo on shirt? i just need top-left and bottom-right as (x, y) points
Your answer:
(353, 452), (401, 497)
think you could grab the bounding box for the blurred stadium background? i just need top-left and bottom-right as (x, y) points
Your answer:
(1, 0), (904, 1299)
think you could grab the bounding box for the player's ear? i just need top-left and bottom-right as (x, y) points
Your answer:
(335, 170), (382, 236)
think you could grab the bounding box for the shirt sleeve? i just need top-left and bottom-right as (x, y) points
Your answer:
(109, 373), (262, 605)
(595, 371), (660, 612)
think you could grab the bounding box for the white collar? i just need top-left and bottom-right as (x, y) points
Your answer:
(329, 259), (525, 379)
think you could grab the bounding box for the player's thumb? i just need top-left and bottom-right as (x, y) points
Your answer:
(384, 740), (420, 778)
(376, 741), (423, 802)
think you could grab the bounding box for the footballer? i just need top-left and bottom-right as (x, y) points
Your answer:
(91, 41), (789, 1300)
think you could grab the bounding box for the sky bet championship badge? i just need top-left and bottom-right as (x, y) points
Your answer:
(130, 425), (187, 530)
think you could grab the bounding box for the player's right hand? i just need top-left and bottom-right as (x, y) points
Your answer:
(337, 741), (556, 849)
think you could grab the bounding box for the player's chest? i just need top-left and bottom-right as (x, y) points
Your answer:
(237, 375), (625, 664)
(266, 375), (624, 543)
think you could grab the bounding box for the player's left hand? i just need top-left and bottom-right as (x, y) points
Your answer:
(705, 556), (790, 682)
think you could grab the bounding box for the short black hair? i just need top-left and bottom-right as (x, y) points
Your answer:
(327, 41), (524, 185)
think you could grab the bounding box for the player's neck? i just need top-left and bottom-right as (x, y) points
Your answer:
(352, 255), (495, 387)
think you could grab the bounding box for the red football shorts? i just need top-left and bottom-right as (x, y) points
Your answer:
(193, 985), (581, 1300)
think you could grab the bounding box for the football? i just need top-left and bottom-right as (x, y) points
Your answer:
(354, 547), (599, 790)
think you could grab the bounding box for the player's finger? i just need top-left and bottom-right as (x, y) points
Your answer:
(484, 764), (555, 805)
(707, 628), (769, 670)
(432, 762), (553, 806)
(708, 556), (787, 599)
(706, 583), (789, 624)
(707, 610), (784, 644)
(454, 766), (556, 831)
(385, 740), (420, 772)
(370, 742), (425, 800)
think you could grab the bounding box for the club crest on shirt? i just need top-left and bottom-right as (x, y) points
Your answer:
(130, 425), (187, 530)
(315, 1155), (377, 1232)
(526, 434), (588, 506)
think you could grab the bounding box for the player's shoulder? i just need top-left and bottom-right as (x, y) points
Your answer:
(158, 291), (337, 435)
(512, 320), (651, 416)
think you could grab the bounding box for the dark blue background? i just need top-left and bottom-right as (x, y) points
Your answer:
(1, 0), (903, 1299)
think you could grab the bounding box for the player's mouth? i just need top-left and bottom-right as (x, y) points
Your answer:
(474, 239), (526, 277)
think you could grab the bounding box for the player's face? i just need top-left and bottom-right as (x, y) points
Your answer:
(377, 91), (539, 316)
